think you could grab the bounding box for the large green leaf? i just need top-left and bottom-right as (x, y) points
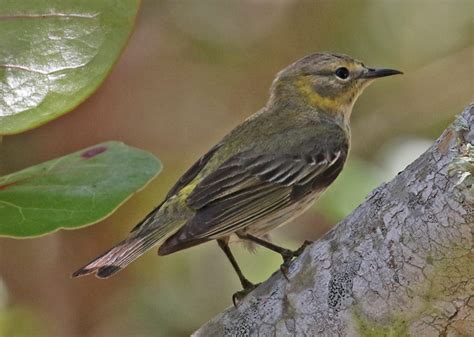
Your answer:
(0, 0), (140, 135)
(0, 141), (161, 237)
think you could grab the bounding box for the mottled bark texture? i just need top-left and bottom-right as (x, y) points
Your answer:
(194, 103), (473, 337)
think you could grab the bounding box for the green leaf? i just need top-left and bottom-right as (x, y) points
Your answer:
(0, 0), (140, 135)
(0, 141), (162, 238)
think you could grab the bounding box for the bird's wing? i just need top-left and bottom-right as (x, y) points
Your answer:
(187, 149), (339, 208)
(190, 149), (345, 232)
(166, 143), (223, 199)
(159, 137), (348, 254)
(128, 143), (222, 234)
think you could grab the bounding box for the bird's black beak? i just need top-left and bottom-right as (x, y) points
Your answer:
(361, 68), (403, 79)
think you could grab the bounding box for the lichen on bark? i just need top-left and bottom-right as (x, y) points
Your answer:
(194, 103), (474, 337)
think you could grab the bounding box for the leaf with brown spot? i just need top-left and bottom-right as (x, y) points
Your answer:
(0, 141), (161, 237)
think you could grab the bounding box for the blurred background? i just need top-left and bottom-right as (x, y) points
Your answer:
(0, 0), (472, 336)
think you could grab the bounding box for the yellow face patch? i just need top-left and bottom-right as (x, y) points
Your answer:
(295, 75), (354, 112)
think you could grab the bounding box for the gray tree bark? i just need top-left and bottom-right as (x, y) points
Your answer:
(193, 103), (474, 337)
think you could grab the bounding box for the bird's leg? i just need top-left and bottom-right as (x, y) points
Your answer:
(217, 239), (260, 306)
(238, 233), (295, 262)
(237, 233), (312, 279)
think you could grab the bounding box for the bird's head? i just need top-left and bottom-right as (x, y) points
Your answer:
(269, 52), (402, 120)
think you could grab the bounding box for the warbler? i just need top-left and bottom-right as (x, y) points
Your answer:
(73, 52), (401, 300)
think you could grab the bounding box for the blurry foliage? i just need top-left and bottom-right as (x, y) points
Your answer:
(0, 1), (472, 337)
(0, 0), (139, 135)
(0, 277), (46, 337)
(316, 159), (385, 221)
(0, 1), (162, 239)
(0, 307), (47, 337)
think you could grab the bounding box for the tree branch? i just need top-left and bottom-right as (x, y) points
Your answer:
(194, 103), (474, 337)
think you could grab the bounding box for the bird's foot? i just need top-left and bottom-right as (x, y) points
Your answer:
(279, 240), (313, 280)
(294, 240), (313, 256)
(232, 281), (261, 307)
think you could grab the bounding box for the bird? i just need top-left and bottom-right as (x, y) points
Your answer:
(73, 52), (402, 302)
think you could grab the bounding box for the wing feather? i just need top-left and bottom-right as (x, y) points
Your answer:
(159, 147), (346, 252)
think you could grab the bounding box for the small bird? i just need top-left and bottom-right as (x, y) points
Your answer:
(73, 52), (401, 301)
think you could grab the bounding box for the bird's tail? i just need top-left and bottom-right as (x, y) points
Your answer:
(72, 220), (175, 279)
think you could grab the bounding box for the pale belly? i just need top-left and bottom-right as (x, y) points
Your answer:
(230, 190), (322, 242)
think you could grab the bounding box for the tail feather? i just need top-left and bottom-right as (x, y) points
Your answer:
(72, 229), (165, 279)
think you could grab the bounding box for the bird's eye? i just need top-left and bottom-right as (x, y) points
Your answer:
(335, 67), (350, 80)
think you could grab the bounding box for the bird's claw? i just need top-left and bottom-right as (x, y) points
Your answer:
(279, 240), (313, 280)
(232, 282), (261, 307)
(280, 261), (291, 281)
(294, 240), (312, 256)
